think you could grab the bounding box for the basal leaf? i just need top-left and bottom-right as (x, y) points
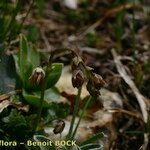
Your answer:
(13, 34), (41, 91)
(23, 88), (60, 108)
(19, 34), (28, 78)
(46, 63), (63, 89)
(27, 44), (40, 67)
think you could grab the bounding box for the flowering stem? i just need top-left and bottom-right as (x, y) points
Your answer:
(32, 56), (53, 135)
(67, 87), (82, 139)
(71, 96), (92, 139)
(32, 82), (46, 134)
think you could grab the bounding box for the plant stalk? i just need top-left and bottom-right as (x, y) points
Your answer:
(67, 87), (82, 139)
(71, 96), (92, 139)
(32, 82), (46, 134)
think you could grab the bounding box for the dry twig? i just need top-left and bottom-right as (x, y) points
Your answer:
(108, 108), (142, 120)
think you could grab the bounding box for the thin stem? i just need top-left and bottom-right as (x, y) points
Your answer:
(67, 87), (82, 139)
(32, 82), (46, 134)
(71, 96), (92, 139)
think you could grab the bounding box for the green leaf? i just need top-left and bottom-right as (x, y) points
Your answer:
(13, 34), (62, 92)
(19, 34), (28, 78)
(2, 109), (27, 129)
(80, 132), (104, 146)
(46, 63), (63, 89)
(27, 44), (40, 68)
(13, 34), (41, 91)
(14, 55), (35, 91)
(44, 88), (60, 102)
(23, 88), (60, 108)
(18, 34), (40, 75)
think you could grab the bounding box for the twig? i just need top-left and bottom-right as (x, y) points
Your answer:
(79, 47), (105, 55)
(111, 49), (148, 150)
(108, 108), (142, 120)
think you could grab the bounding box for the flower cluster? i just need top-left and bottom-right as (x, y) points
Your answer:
(71, 54), (106, 98)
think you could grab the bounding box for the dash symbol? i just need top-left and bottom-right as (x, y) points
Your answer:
(20, 142), (24, 145)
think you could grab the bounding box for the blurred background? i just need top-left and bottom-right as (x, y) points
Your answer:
(0, 0), (150, 149)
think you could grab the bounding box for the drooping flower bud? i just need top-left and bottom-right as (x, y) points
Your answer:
(53, 120), (65, 134)
(92, 73), (106, 89)
(86, 80), (101, 98)
(29, 67), (45, 85)
(86, 73), (106, 98)
(72, 69), (85, 88)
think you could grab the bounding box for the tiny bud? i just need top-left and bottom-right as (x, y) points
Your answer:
(29, 67), (45, 85)
(72, 69), (84, 88)
(53, 120), (65, 134)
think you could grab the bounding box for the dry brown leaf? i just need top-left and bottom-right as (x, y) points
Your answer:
(0, 100), (10, 113)
(0, 91), (29, 113)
